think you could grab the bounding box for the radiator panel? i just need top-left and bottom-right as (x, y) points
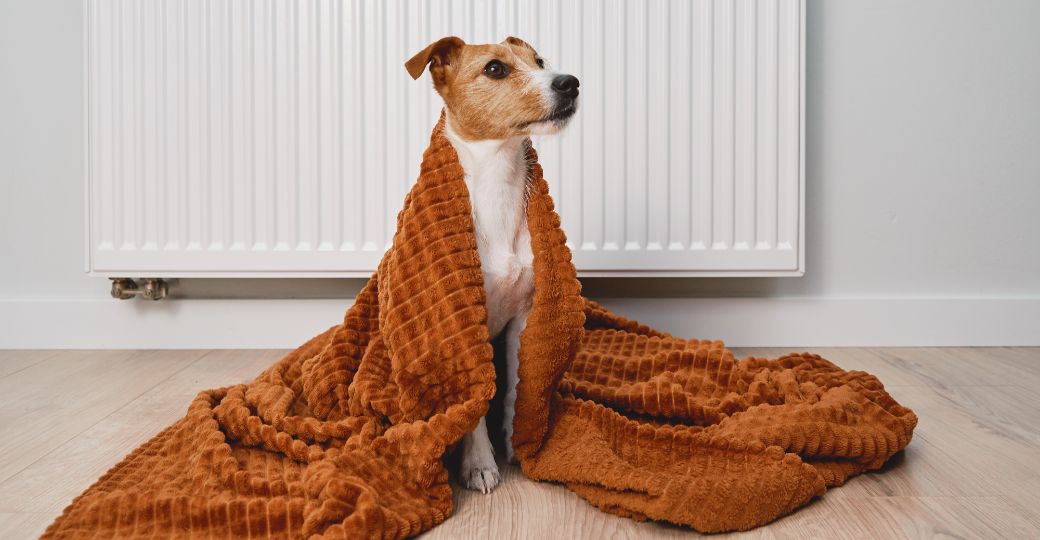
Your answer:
(86, 0), (804, 276)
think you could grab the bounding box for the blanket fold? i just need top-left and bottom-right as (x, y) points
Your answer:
(45, 116), (916, 538)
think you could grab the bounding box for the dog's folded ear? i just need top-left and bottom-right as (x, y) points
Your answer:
(503, 36), (534, 50)
(405, 36), (465, 82)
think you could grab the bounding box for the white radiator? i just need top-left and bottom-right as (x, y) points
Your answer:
(85, 0), (804, 278)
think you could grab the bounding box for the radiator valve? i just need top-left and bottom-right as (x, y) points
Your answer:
(110, 278), (169, 301)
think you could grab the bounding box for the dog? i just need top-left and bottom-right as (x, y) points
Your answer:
(405, 36), (579, 493)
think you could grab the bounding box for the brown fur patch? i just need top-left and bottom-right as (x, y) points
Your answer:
(505, 36), (534, 50)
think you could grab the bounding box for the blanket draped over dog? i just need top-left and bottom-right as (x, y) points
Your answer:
(46, 117), (917, 538)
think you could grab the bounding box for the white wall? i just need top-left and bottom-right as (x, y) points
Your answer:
(2, 0), (1039, 347)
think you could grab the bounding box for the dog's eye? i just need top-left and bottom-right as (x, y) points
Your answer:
(535, 58), (545, 69)
(483, 60), (509, 79)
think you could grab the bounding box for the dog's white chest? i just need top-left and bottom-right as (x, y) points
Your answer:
(469, 176), (534, 338)
(446, 129), (535, 338)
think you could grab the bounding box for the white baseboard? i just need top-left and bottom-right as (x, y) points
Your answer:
(0, 297), (1037, 349)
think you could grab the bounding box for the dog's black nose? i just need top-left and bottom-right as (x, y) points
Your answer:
(551, 74), (580, 99)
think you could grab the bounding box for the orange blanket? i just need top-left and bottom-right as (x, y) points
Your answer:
(46, 117), (916, 538)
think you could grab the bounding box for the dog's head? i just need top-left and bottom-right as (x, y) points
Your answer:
(406, 36), (579, 141)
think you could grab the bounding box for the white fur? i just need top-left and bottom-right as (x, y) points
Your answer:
(526, 69), (561, 136)
(445, 117), (534, 493)
(457, 416), (501, 493)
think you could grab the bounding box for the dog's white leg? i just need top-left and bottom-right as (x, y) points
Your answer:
(501, 308), (529, 464)
(459, 416), (500, 493)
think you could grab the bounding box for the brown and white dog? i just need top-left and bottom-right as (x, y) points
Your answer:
(405, 36), (579, 493)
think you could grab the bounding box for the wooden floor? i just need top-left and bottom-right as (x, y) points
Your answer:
(0, 348), (1038, 539)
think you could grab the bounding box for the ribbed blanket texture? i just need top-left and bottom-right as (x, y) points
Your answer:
(45, 117), (917, 538)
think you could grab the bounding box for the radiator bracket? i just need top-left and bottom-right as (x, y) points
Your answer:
(110, 278), (169, 301)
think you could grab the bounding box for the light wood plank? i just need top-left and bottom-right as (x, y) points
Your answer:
(869, 347), (1040, 388)
(0, 350), (60, 378)
(0, 349), (205, 483)
(0, 512), (51, 539)
(770, 496), (1040, 539)
(986, 347), (1040, 377)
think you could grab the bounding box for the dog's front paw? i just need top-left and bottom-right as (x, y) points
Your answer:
(461, 462), (501, 494)
(458, 417), (500, 493)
